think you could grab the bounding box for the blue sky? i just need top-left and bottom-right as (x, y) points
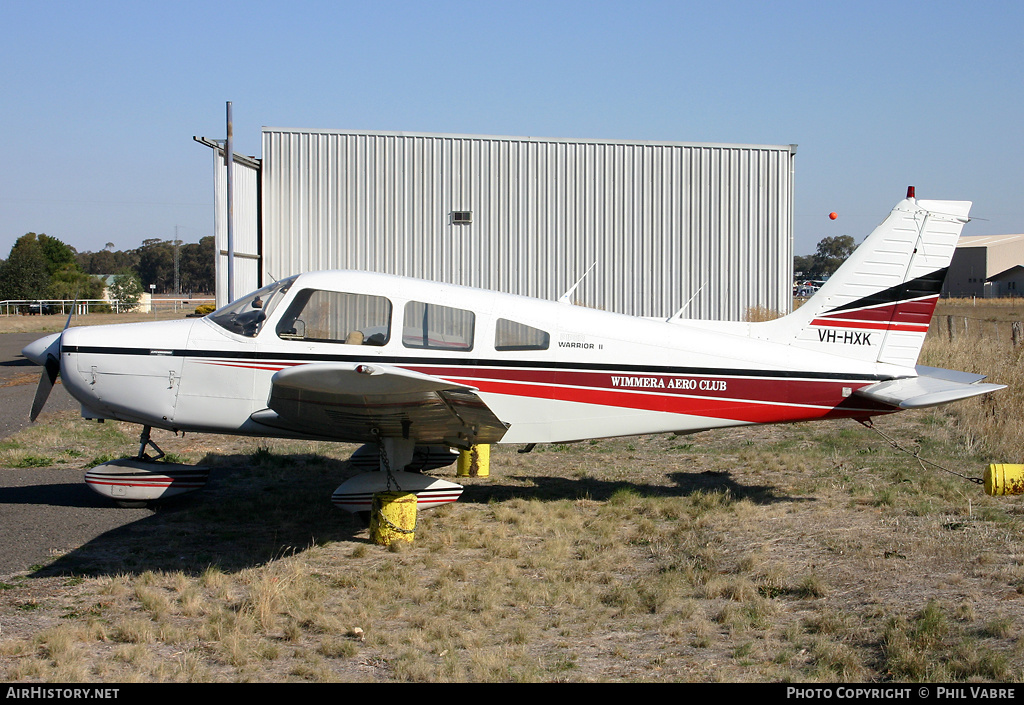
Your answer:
(2, 0), (1021, 261)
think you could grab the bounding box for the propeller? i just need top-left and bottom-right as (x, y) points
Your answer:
(23, 303), (73, 422)
(30, 350), (61, 422)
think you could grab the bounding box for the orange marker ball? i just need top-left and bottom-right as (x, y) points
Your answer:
(829, 212), (838, 220)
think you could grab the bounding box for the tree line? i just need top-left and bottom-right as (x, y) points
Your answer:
(0, 233), (215, 304)
(794, 235), (856, 280)
(1, 229), (854, 307)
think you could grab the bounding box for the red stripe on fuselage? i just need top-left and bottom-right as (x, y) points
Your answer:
(197, 360), (298, 372)
(189, 356), (897, 425)
(403, 365), (895, 423)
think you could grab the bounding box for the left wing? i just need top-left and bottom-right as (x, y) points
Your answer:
(854, 365), (1006, 409)
(250, 362), (508, 448)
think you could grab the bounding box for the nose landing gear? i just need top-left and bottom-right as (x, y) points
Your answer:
(137, 425), (165, 461)
(84, 425), (209, 508)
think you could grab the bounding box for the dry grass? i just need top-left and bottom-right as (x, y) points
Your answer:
(745, 306), (783, 322)
(0, 310), (191, 334)
(2, 302), (1024, 681)
(923, 300), (1024, 462)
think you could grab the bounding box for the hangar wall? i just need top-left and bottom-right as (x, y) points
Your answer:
(212, 150), (260, 303)
(230, 129), (795, 320)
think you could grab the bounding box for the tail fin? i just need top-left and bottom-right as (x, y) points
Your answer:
(757, 190), (971, 368)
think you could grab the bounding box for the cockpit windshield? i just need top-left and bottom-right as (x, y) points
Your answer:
(207, 276), (297, 337)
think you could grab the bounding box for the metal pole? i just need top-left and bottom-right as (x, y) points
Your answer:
(174, 225), (181, 296)
(226, 101), (235, 303)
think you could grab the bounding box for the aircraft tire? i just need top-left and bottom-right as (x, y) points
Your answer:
(115, 500), (149, 509)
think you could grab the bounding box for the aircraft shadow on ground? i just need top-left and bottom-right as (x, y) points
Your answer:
(0, 481), (116, 509)
(464, 470), (806, 507)
(33, 451), (808, 579)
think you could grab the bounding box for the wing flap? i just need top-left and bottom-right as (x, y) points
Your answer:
(854, 366), (1005, 409)
(252, 362), (508, 447)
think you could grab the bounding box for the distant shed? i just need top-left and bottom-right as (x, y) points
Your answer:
(943, 234), (1024, 298)
(204, 129), (796, 320)
(987, 265), (1024, 298)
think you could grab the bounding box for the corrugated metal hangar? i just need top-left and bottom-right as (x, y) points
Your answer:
(201, 128), (796, 321)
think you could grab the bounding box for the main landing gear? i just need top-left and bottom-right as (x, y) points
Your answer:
(332, 438), (464, 520)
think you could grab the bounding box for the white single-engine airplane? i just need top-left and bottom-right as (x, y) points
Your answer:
(22, 188), (1005, 509)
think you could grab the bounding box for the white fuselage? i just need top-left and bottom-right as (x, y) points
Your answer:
(54, 270), (898, 446)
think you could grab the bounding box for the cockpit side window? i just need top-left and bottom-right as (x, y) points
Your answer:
(276, 290), (392, 346)
(207, 277), (296, 338)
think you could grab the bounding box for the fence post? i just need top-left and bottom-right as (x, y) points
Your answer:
(1013, 321), (1022, 347)
(947, 315), (954, 342)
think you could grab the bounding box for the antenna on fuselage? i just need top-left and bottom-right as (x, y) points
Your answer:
(558, 261), (598, 305)
(667, 281), (707, 321)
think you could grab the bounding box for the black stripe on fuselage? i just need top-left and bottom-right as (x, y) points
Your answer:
(825, 268), (948, 314)
(61, 345), (891, 382)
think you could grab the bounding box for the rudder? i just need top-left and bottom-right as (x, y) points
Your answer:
(756, 190), (971, 369)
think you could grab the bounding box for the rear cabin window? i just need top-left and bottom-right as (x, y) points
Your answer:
(276, 290), (392, 346)
(494, 319), (550, 351)
(402, 301), (475, 351)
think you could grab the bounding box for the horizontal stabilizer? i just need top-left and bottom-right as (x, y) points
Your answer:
(854, 366), (1005, 409)
(913, 365), (988, 385)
